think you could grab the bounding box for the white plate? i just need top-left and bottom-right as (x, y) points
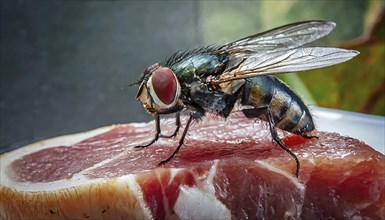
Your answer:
(312, 107), (385, 154)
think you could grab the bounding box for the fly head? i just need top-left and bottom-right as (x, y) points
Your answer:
(135, 63), (183, 114)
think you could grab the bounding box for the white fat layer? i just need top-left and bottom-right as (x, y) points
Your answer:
(0, 126), (111, 191)
(174, 186), (231, 220)
(157, 170), (171, 219)
(168, 168), (183, 186)
(0, 123), (149, 191)
(164, 168), (186, 220)
(256, 160), (306, 218)
(174, 160), (231, 220)
(123, 175), (153, 220)
(2, 150), (129, 192)
(256, 160), (305, 191)
(308, 157), (316, 165)
(206, 160), (218, 184)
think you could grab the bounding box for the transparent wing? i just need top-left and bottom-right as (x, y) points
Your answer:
(220, 21), (336, 54)
(217, 47), (359, 82)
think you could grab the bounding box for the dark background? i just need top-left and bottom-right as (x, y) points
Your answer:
(1, 1), (383, 154)
(1, 1), (202, 153)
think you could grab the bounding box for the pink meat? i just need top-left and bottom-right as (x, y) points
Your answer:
(7, 113), (385, 219)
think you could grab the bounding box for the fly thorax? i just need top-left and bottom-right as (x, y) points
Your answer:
(190, 81), (206, 94)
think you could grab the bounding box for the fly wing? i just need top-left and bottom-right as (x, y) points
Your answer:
(219, 21), (336, 54)
(163, 21), (336, 76)
(217, 47), (359, 82)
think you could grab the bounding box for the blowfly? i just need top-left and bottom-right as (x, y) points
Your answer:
(132, 21), (359, 177)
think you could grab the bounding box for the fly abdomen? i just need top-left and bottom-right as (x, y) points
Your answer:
(241, 76), (315, 135)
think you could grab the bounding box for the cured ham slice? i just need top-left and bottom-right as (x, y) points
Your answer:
(0, 113), (384, 219)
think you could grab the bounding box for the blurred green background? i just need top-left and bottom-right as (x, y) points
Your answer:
(199, 1), (385, 115)
(1, 0), (384, 153)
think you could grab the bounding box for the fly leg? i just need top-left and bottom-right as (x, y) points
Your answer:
(158, 113), (194, 166)
(267, 108), (300, 178)
(135, 114), (162, 148)
(135, 113), (181, 149)
(159, 113), (181, 138)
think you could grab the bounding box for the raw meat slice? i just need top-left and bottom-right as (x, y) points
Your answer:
(0, 112), (384, 219)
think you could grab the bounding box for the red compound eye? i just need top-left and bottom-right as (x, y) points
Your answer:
(151, 67), (178, 105)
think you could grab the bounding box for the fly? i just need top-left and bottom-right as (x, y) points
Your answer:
(131, 20), (359, 177)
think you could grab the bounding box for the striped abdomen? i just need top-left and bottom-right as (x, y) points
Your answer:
(241, 76), (315, 135)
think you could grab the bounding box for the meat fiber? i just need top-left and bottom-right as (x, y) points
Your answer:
(0, 112), (384, 219)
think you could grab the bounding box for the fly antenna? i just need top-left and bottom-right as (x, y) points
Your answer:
(128, 80), (140, 87)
